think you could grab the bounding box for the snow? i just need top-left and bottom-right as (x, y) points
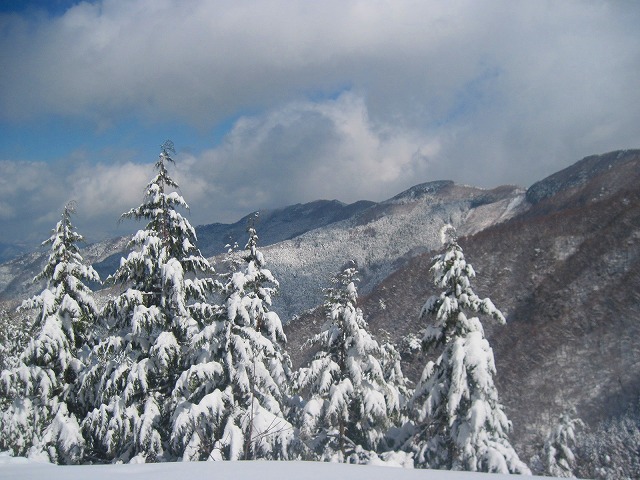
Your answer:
(0, 455), (553, 480)
(255, 185), (524, 322)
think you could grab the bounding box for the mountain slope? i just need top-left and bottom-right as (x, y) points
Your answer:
(0, 199), (374, 303)
(196, 199), (376, 257)
(283, 149), (640, 465)
(262, 181), (525, 320)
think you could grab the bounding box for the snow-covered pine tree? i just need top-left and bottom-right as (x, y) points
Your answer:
(0, 202), (100, 464)
(410, 225), (529, 474)
(543, 411), (584, 478)
(294, 263), (404, 463)
(171, 219), (293, 461)
(0, 307), (30, 373)
(78, 141), (217, 463)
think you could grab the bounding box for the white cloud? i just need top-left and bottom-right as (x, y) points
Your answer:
(0, 160), (67, 244)
(0, 158), (150, 245)
(69, 162), (150, 217)
(3, 1), (638, 135)
(175, 92), (441, 225)
(1, 0), (639, 245)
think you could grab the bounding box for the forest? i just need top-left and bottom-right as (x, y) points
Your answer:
(0, 143), (615, 477)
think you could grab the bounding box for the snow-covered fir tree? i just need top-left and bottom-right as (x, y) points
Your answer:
(543, 411), (584, 478)
(78, 141), (217, 463)
(171, 219), (293, 461)
(294, 263), (405, 463)
(0, 202), (100, 464)
(0, 307), (30, 373)
(410, 225), (529, 474)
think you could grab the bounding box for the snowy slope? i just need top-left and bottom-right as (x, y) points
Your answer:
(0, 200), (372, 303)
(0, 181), (524, 320)
(315, 150), (640, 475)
(260, 182), (524, 320)
(195, 199), (376, 257)
(0, 455), (551, 480)
(0, 235), (129, 304)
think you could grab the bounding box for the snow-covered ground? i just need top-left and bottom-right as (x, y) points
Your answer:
(0, 454), (550, 480)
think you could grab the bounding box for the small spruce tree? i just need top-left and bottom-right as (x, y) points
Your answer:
(294, 263), (404, 462)
(171, 220), (293, 461)
(543, 411), (584, 478)
(0, 202), (100, 463)
(78, 141), (217, 463)
(410, 225), (529, 474)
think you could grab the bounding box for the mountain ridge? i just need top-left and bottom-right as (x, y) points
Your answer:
(0, 179), (524, 305)
(282, 148), (640, 469)
(1, 149), (638, 475)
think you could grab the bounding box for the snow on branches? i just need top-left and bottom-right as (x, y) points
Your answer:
(410, 226), (529, 474)
(293, 263), (408, 463)
(0, 202), (99, 463)
(78, 143), (218, 463)
(170, 222), (293, 461)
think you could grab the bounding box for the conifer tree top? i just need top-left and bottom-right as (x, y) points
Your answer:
(421, 225), (505, 351)
(410, 224), (529, 474)
(35, 201), (99, 289)
(110, 141), (212, 290)
(121, 140), (186, 225)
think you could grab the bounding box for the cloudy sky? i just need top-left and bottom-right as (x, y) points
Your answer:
(1, 0), (639, 249)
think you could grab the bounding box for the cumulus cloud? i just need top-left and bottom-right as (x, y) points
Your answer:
(1, 0), (639, 246)
(69, 162), (149, 217)
(1, 92), (440, 244)
(0, 158), (152, 245)
(177, 92), (441, 224)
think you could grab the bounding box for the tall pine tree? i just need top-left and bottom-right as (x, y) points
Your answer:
(410, 226), (529, 474)
(0, 202), (100, 463)
(78, 141), (217, 463)
(171, 220), (293, 461)
(294, 263), (404, 462)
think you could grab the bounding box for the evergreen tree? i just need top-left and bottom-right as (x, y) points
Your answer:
(410, 225), (529, 474)
(0, 202), (100, 463)
(0, 307), (30, 373)
(543, 411), (584, 477)
(294, 263), (404, 462)
(171, 220), (293, 461)
(78, 141), (217, 463)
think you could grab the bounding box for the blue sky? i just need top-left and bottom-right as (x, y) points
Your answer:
(0, 0), (78, 15)
(1, 0), (639, 249)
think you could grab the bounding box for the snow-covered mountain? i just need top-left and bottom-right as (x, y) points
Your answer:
(259, 181), (525, 320)
(0, 180), (524, 311)
(0, 243), (29, 265)
(1, 149), (639, 477)
(0, 200), (373, 303)
(284, 149), (640, 478)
